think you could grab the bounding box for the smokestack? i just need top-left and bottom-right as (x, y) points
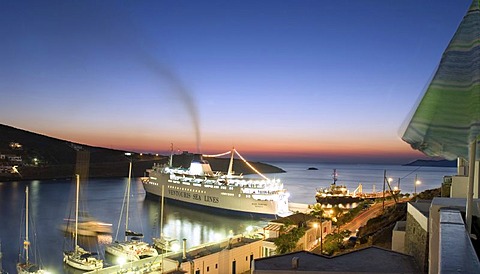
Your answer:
(182, 238), (187, 260)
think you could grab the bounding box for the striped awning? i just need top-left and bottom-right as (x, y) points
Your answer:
(263, 224), (293, 233)
(402, 0), (480, 160)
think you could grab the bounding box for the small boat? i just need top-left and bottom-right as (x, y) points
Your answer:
(105, 157), (158, 262)
(60, 211), (112, 236)
(315, 169), (362, 205)
(17, 187), (49, 274)
(63, 175), (103, 271)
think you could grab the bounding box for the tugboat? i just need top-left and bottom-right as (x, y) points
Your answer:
(315, 169), (362, 205)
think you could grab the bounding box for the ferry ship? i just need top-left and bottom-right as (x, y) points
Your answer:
(142, 149), (290, 218)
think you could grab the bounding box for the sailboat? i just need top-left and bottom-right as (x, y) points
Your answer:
(105, 156), (158, 262)
(152, 186), (179, 252)
(17, 187), (48, 274)
(63, 175), (103, 271)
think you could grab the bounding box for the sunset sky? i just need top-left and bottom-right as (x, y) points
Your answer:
(0, 0), (472, 163)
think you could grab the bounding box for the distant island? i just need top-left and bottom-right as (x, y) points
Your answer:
(403, 159), (456, 167)
(307, 167), (318, 170)
(0, 124), (285, 181)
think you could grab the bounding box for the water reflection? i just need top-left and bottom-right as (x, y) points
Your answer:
(142, 195), (268, 249)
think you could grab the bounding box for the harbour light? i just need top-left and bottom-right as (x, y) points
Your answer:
(116, 256), (127, 266)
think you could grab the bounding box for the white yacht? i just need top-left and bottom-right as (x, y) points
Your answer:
(17, 187), (49, 274)
(105, 156), (158, 262)
(63, 175), (103, 271)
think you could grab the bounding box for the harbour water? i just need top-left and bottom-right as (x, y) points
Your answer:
(0, 162), (456, 273)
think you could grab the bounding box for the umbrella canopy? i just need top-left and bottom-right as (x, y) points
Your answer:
(402, 0), (480, 160)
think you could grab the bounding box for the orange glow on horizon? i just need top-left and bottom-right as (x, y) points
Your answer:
(25, 126), (425, 164)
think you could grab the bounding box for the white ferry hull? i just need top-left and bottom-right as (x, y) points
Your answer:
(143, 170), (289, 217)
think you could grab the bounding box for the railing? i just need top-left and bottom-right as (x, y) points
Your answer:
(438, 208), (480, 273)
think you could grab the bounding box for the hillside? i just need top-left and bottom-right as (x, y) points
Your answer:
(0, 124), (284, 181)
(404, 159), (456, 167)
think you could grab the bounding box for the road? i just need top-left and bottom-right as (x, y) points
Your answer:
(340, 200), (397, 235)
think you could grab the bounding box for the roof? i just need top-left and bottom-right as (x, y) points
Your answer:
(253, 246), (421, 273)
(167, 237), (260, 261)
(409, 200), (432, 218)
(269, 212), (315, 225)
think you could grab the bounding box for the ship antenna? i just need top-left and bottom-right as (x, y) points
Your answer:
(169, 143), (173, 167)
(227, 147), (234, 176)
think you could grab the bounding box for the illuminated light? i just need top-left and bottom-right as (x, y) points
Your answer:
(156, 154), (159, 156)
(234, 149), (268, 180)
(246, 226), (253, 233)
(388, 177), (393, 183)
(202, 150), (232, 158)
(214, 233), (223, 242)
(171, 242), (180, 252)
(415, 180), (422, 185)
(313, 223), (318, 228)
(117, 256), (127, 266)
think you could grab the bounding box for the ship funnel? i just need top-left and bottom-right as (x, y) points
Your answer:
(189, 154), (214, 176)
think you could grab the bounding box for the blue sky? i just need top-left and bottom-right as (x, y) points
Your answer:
(0, 0), (472, 163)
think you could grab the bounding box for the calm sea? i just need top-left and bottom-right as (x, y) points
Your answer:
(0, 162), (456, 273)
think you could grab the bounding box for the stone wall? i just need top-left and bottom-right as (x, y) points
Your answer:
(405, 212), (428, 273)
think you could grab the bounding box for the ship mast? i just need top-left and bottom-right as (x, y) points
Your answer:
(227, 147), (234, 176)
(169, 143), (173, 167)
(332, 169), (338, 185)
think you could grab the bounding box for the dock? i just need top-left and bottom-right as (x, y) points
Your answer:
(289, 202), (312, 214)
(85, 253), (179, 274)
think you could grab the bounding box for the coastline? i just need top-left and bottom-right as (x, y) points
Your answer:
(0, 158), (285, 182)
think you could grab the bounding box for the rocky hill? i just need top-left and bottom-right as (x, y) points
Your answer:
(404, 159), (456, 167)
(0, 124), (284, 181)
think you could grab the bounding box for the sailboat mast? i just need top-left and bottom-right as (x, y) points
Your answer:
(75, 174), (79, 250)
(125, 160), (132, 242)
(160, 185), (164, 238)
(25, 186), (29, 263)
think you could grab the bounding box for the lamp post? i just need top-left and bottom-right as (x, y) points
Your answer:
(320, 220), (323, 254)
(414, 174), (421, 202)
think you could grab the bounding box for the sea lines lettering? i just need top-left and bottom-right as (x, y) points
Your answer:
(204, 195), (219, 203)
(168, 189), (219, 203)
(168, 189), (191, 199)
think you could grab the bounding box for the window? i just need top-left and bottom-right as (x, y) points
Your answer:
(215, 264), (218, 269)
(207, 266), (209, 272)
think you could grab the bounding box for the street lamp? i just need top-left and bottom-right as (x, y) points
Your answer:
(313, 221), (323, 253)
(414, 174), (421, 201)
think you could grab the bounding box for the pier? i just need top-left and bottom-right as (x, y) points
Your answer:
(85, 252), (178, 274)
